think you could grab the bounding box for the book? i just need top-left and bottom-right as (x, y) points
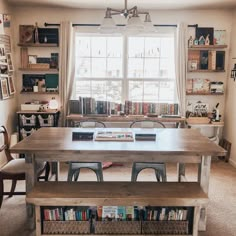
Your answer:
(116, 206), (126, 221)
(126, 206), (135, 221)
(102, 206), (117, 221)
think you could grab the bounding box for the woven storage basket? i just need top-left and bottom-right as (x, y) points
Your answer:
(43, 221), (90, 234)
(94, 221), (141, 235)
(142, 221), (189, 235)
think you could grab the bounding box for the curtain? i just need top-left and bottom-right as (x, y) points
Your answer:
(59, 21), (75, 126)
(175, 23), (187, 117)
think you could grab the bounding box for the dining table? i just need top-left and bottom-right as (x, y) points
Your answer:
(10, 127), (226, 231)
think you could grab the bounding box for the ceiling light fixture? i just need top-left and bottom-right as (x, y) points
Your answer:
(99, 0), (155, 33)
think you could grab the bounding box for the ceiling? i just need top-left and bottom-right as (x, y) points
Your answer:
(6, 0), (236, 10)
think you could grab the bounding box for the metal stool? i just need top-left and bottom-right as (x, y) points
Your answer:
(67, 120), (105, 182)
(130, 120), (167, 182)
(67, 162), (103, 181)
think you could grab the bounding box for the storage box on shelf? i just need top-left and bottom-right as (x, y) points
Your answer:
(17, 110), (60, 141)
(26, 182), (208, 236)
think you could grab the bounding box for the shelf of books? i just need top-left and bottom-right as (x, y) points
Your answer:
(40, 205), (193, 235)
(27, 182), (208, 236)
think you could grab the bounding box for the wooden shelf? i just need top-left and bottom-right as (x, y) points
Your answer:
(186, 92), (224, 95)
(20, 91), (59, 94)
(188, 45), (227, 50)
(188, 69), (225, 72)
(19, 68), (58, 72)
(18, 43), (58, 47)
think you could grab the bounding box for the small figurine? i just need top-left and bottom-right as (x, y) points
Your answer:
(34, 22), (39, 44)
(198, 35), (205, 45)
(193, 38), (199, 45)
(205, 34), (210, 45)
(188, 36), (194, 47)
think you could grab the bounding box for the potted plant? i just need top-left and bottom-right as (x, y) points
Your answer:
(41, 84), (46, 92)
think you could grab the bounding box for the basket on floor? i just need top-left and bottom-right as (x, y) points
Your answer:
(94, 221), (141, 235)
(142, 221), (189, 235)
(43, 221), (91, 234)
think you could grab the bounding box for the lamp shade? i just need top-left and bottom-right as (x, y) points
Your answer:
(48, 97), (59, 110)
(126, 16), (144, 33)
(99, 17), (117, 33)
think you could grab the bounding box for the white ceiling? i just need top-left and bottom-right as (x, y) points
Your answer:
(6, 0), (236, 10)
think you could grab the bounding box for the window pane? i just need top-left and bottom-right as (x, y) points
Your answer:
(91, 58), (106, 77)
(76, 37), (90, 57)
(76, 58), (90, 77)
(91, 81), (107, 100)
(91, 37), (106, 57)
(144, 58), (159, 77)
(106, 81), (122, 102)
(75, 80), (91, 99)
(129, 81), (143, 101)
(128, 37), (144, 58)
(128, 58), (143, 78)
(145, 38), (160, 58)
(144, 81), (159, 102)
(159, 81), (175, 102)
(107, 37), (122, 58)
(107, 58), (122, 78)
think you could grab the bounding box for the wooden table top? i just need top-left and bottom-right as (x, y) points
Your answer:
(10, 127), (226, 156)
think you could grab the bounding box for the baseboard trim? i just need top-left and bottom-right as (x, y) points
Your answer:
(229, 159), (236, 168)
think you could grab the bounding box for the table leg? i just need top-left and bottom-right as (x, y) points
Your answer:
(198, 155), (211, 231)
(51, 162), (59, 181)
(25, 154), (37, 229)
(177, 163), (186, 182)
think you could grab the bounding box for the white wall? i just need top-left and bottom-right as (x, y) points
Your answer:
(224, 10), (236, 166)
(0, 0), (17, 167)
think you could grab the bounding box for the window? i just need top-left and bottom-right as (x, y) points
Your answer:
(73, 30), (176, 104)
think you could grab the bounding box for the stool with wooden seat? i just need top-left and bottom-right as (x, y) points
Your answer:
(67, 120), (104, 182)
(130, 120), (167, 182)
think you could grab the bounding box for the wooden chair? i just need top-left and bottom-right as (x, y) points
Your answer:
(0, 125), (50, 208)
(130, 120), (167, 182)
(67, 120), (104, 182)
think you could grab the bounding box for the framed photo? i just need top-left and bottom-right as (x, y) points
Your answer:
(196, 27), (214, 45)
(28, 55), (37, 64)
(0, 77), (9, 99)
(188, 60), (198, 71)
(0, 43), (6, 59)
(0, 64), (8, 75)
(6, 53), (14, 72)
(7, 75), (15, 95)
(19, 25), (35, 44)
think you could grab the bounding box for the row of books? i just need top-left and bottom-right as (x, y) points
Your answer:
(43, 206), (191, 222)
(143, 207), (189, 221)
(97, 206), (139, 221)
(43, 207), (90, 221)
(69, 98), (179, 116)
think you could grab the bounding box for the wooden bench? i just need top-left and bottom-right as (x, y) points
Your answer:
(26, 182), (208, 236)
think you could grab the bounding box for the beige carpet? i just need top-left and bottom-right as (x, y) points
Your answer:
(0, 159), (236, 236)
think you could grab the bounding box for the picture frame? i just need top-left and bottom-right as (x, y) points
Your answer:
(6, 53), (14, 72)
(0, 77), (9, 99)
(188, 60), (198, 71)
(7, 75), (16, 95)
(28, 55), (37, 64)
(196, 27), (214, 45)
(0, 43), (6, 59)
(19, 25), (35, 44)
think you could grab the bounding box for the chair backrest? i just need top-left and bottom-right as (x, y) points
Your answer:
(0, 126), (13, 162)
(130, 120), (166, 128)
(73, 120), (106, 128)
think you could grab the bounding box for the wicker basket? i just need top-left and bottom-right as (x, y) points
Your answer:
(94, 221), (141, 235)
(43, 221), (90, 234)
(142, 221), (189, 235)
